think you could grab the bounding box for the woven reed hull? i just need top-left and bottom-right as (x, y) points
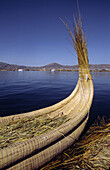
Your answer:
(0, 9), (94, 168)
(0, 76), (94, 170)
(8, 115), (89, 170)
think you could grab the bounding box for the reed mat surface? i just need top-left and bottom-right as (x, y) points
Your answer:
(0, 114), (69, 149)
(41, 117), (110, 170)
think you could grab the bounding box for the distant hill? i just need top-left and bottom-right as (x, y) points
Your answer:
(0, 62), (78, 70)
(41, 63), (64, 69)
(0, 62), (110, 71)
(39, 63), (78, 70)
(0, 62), (27, 70)
(0, 62), (38, 70)
(89, 64), (110, 71)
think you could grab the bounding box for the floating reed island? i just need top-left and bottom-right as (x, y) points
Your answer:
(0, 15), (94, 169)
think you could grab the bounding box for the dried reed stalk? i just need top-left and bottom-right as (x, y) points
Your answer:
(41, 118), (110, 170)
(0, 115), (68, 149)
(61, 12), (92, 80)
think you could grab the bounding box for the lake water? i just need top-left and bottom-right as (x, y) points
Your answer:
(0, 71), (110, 123)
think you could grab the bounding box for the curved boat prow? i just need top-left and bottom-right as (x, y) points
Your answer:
(0, 15), (94, 170)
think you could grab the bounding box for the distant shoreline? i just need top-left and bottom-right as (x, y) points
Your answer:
(0, 62), (110, 72)
(0, 69), (110, 72)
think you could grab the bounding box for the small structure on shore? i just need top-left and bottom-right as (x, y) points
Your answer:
(18, 69), (23, 71)
(51, 69), (55, 72)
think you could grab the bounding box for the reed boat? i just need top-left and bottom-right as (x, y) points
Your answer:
(0, 17), (94, 170)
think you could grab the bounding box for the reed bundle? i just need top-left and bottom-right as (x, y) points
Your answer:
(61, 13), (92, 80)
(41, 118), (110, 170)
(0, 9), (94, 170)
(0, 114), (68, 149)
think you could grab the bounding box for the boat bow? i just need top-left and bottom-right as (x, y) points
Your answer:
(0, 15), (94, 170)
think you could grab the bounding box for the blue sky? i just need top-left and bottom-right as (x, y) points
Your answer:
(0, 0), (110, 66)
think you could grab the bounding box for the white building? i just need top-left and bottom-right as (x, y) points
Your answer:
(51, 69), (55, 72)
(18, 69), (23, 71)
